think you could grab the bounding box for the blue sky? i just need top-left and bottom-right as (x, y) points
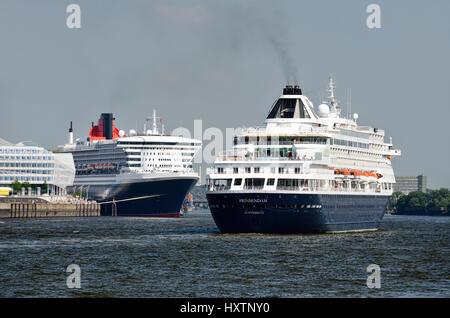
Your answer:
(0, 0), (449, 188)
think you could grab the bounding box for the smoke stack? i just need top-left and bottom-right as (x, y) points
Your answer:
(283, 84), (302, 95)
(68, 121), (74, 144)
(100, 113), (114, 140)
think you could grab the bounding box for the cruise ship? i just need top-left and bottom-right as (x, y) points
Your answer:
(59, 112), (201, 217)
(206, 78), (401, 233)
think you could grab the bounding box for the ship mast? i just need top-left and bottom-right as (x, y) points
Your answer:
(328, 76), (341, 117)
(152, 109), (158, 135)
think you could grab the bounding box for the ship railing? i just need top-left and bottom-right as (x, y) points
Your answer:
(216, 154), (316, 162)
(207, 185), (386, 194)
(243, 185), (264, 190)
(328, 186), (372, 193)
(275, 186), (310, 191)
(236, 125), (332, 136)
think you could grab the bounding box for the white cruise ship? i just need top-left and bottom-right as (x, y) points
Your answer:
(206, 78), (401, 233)
(59, 111), (201, 217)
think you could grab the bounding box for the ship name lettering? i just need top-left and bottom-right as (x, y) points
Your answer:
(238, 199), (268, 203)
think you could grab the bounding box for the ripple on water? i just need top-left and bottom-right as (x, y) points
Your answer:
(0, 211), (448, 297)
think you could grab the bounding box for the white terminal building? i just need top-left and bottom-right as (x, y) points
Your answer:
(0, 137), (75, 196)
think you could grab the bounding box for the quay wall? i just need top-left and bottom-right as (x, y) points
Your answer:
(0, 202), (100, 218)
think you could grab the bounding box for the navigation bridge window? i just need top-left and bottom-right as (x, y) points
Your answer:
(209, 179), (232, 191)
(267, 98), (311, 119)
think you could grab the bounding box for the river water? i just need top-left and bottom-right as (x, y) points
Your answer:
(0, 211), (448, 297)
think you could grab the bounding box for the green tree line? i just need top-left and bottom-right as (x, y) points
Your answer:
(388, 188), (450, 215)
(9, 180), (48, 194)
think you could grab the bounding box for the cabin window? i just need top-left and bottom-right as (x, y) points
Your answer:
(267, 178), (275, 186)
(212, 179), (232, 187)
(234, 178), (242, 186)
(277, 179), (300, 187)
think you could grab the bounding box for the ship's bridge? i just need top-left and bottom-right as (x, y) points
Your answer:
(266, 85), (317, 121)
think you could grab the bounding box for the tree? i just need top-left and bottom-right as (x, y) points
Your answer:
(388, 191), (404, 212)
(406, 191), (428, 209)
(41, 180), (48, 194)
(10, 180), (21, 194)
(394, 188), (450, 214)
(397, 194), (408, 212)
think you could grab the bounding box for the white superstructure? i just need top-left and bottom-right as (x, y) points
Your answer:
(207, 78), (401, 196)
(58, 111), (201, 201)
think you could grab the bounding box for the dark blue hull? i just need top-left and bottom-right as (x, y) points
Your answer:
(75, 177), (198, 217)
(207, 192), (390, 233)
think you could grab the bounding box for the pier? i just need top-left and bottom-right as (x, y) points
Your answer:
(0, 201), (100, 218)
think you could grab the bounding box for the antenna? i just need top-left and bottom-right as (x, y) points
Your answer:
(328, 76), (340, 115)
(348, 88), (352, 121)
(346, 88), (349, 120)
(152, 109), (158, 135)
(328, 76), (335, 102)
(144, 116), (152, 134)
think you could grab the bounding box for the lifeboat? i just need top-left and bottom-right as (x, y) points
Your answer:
(334, 169), (382, 179)
(350, 170), (363, 176)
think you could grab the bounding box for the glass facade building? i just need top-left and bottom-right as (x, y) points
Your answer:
(393, 175), (427, 194)
(0, 138), (75, 195)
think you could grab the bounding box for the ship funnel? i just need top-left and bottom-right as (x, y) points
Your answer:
(68, 121), (74, 144)
(100, 113), (114, 140)
(283, 85), (302, 95)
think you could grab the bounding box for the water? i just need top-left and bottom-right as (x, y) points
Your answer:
(0, 211), (448, 297)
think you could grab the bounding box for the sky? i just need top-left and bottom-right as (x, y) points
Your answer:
(0, 0), (449, 189)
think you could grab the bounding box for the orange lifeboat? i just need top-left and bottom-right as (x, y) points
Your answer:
(351, 170), (364, 176)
